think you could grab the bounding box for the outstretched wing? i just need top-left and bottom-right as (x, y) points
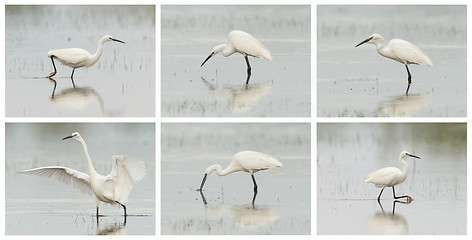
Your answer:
(19, 166), (92, 195)
(108, 155), (146, 203)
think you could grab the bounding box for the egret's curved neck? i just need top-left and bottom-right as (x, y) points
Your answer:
(206, 164), (236, 176)
(213, 44), (234, 57)
(89, 37), (108, 66)
(374, 37), (387, 54)
(400, 158), (408, 178)
(77, 138), (98, 177)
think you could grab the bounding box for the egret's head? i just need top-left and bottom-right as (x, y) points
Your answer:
(400, 151), (421, 160)
(62, 132), (82, 141)
(355, 33), (383, 48)
(103, 35), (125, 44)
(201, 44), (227, 67)
(204, 164), (222, 176)
(198, 165), (220, 191)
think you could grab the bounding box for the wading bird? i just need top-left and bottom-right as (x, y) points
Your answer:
(365, 151), (420, 201)
(20, 132), (146, 220)
(355, 33), (433, 95)
(201, 30), (273, 84)
(48, 35), (125, 79)
(197, 151), (282, 193)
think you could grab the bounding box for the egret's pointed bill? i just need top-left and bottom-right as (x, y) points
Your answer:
(197, 173), (208, 191)
(201, 52), (215, 67)
(110, 37), (125, 44)
(355, 36), (373, 47)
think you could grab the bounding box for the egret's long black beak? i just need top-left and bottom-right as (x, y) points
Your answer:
(355, 37), (373, 48)
(201, 52), (214, 67)
(62, 135), (73, 140)
(407, 153), (421, 159)
(197, 173), (207, 191)
(111, 38), (125, 44)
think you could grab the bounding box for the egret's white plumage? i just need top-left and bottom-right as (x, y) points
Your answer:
(356, 33), (432, 95)
(48, 35), (125, 79)
(198, 151), (282, 192)
(21, 166), (92, 195)
(201, 30), (273, 84)
(20, 132), (145, 218)
(365, 151), (420, 201)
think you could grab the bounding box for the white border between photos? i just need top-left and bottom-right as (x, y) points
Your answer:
(1, 0), (470, 239)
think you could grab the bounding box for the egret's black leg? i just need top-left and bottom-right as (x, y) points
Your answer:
(376, 198), (385, 213)
(252, 190), (258, 206)
(251, 173), (258, 193)
(246, 73), (251, 85)
(244, 55), (252, 84)
(405, 65), (412, 95)
(392, 186), (411, 200)
(49, 56), (57, 77)
(377, 187), (385, 201)
(116, 201), (127, 217)
(96, 207), (99, 220)
(70, 69), (76, 88)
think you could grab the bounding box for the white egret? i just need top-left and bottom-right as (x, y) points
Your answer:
(197, 151), (282, 193)
(365, 151), (420, 201)
(355, 33), (433, 95)
(201, 30), (273, 84)
(20, 132), (146, 219)
(48, 35), (125, 79)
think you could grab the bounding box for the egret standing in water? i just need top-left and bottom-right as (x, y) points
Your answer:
(197, 151), (282, 193)
(365, 151), (420, 202)
(20, 132), (146, 220)
(201, 30), (273, 84)
(355, 33), (433, 95)
(48, 35), (125, 79)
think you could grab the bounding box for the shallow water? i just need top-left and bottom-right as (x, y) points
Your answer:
(161, 123), (311, 234)
(161, 5), (311, 117)
(317, 5), (466, 117)
(5, 123), (156, 235)
(5, 5), (155, 117)
(317, 123), (467, 235)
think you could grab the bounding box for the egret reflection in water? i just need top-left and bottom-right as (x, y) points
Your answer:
(198, 190), (279, 230)
(376, 91), (434, 117)
(201, 77), (273, 112)
(49, 85), (104, 116)
(366, 200), (410, 234)
(96, 221), (127, 235)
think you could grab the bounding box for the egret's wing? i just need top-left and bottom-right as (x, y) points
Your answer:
(235, 151), (282, 172)
(107, 155), (146, 203)
(364, 167), (401, 187)
(229, 30), (273, 60)
(389, 39), (433, 66)
(19, 166), (92, 195)
(48, 48), (90, 67)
